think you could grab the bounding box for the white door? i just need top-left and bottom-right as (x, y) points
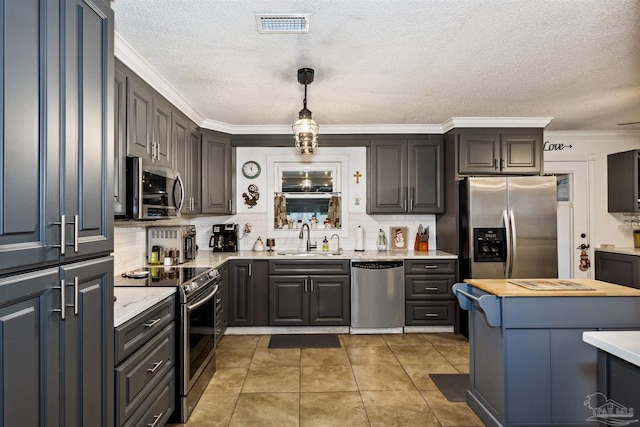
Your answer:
(545, 161), (592, 278)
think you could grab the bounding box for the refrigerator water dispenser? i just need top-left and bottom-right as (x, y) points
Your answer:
(473, 228), (506, 262)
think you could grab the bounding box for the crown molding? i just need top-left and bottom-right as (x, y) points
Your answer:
(442, 117), (554, 132)
(114, 32), (204, 124)
(545, 130), (640, 140)
(201, 122), (445, 134)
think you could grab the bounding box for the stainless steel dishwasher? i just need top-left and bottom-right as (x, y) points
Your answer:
(350, 260), (404, 334)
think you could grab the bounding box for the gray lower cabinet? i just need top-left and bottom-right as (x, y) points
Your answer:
(455, 128), (543, 175)
(595, 250), (640, 289)
(597, 350), (640, 416)
(215, 262), (229, 344)
(0, 257), (114, 427)
(115, 296), (175, 427)
(368, 136), (444, 214)
(405, 260), (457, 326)
(228, 260), (268, 326)
(268, 260), (350, 326)
(201, 130), (235, 214)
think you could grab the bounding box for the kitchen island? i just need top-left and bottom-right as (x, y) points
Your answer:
(453, 278), (640, 427)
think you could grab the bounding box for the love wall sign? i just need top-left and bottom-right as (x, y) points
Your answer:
(543, 141), (573, 151)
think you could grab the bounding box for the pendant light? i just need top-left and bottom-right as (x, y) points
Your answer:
(292, 68), (319, 155)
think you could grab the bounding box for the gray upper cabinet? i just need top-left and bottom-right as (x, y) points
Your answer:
(175, 113), (201, 214)
(61, 0), (114, 263)
(457, 129), (543, 175)
(125, 71), (174, 168)
(368, 136), (444, 214)
(0, 0), (61, 274)
(126, 71), (153, 160)
(202, 130), (235, 214)
(114, 65), (127, 217)
(1, 0), (113, 275)
(607, 150), (640, 212)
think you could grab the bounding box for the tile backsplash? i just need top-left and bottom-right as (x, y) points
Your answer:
(114, 146), (437, 274)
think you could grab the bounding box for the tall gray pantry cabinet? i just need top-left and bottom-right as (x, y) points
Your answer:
(0, 1), (115, 426)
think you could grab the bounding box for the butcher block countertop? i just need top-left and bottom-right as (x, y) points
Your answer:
(462, 278), (640, 297)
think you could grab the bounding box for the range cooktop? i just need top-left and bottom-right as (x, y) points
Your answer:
(116, 266), (213, 288)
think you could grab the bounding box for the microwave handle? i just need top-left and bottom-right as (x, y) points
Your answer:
(174, 174), (185, 213)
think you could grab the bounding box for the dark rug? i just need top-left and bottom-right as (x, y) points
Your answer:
(268, 334), (340, 349)
(429, 374), (469, 402)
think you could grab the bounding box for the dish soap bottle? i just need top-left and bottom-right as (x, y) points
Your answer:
(376, 229), (387, 251)
(322, 236), (329, 252)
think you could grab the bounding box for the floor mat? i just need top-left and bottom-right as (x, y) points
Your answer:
(429, 374), (469, 402)
(268, 334), (340, 349)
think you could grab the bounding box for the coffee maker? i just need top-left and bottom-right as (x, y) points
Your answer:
(209, 223), (238, 252)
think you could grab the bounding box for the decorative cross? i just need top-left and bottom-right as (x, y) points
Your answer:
(353, 171), (362, 184)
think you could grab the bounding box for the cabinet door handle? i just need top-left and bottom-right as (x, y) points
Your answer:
(73, 214), (79, 253)
(500, 158), (505, 170)
(304, 279), (308, 293)
(493, 158), (499, 170)
(404, 199), (407, 211)
(425, 313), (439, 317)
(228, 199), (232, 212)
(248, 263), (252, 276)
(73, 276), (79, 315)
(148, 412), (164, 427)
(424, 287), (439, 291)
(144, 318), (161, 328)
(147, 360), (164, 374)
(59, 214), (66, 255)
(423, 265), (438, 269)
(310, 279), (314, 293)
(56, 279), (67, 320)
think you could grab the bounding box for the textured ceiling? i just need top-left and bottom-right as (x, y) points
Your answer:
(111, 0), (640, 131)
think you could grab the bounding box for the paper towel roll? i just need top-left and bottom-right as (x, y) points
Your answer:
(355, 226), (365, 251)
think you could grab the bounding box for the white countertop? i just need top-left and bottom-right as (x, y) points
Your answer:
(583, 331), (640, 367)
(181, 249), (457, 269)
(114, 249), (456, 326)
(595, 247), (640, 256)
(114, 287), (176, 327)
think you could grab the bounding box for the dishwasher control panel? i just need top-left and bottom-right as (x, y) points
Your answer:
(351, 261), (404, 269)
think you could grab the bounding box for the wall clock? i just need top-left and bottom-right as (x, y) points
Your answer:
(242, 160), (261, 179)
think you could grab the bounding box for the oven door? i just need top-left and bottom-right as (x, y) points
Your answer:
(182, 283), (218, 395)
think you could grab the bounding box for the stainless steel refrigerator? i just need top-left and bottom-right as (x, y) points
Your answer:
(460, 176), (558, 280)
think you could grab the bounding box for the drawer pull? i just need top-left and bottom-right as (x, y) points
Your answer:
(148, 412), (163, 427)
(144, 318), (161, 328)
(424, 287), (439, 291)
(423, 265), (438, 269)
(425, 313), (439, 317)
(147, 360), (164, 373)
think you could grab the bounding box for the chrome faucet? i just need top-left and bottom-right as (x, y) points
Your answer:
(331, 233), (342, 254)
(299, 223), (317, 251)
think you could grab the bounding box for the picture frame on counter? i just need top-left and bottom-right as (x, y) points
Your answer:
(390, 226), (408, 250)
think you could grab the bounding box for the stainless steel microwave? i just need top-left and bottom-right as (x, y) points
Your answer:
(121, 156), (184, 219)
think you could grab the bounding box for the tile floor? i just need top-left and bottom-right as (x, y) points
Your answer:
(168, 333), (485, 427)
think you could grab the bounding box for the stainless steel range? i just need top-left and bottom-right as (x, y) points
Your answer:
(117, 265), (220, 422)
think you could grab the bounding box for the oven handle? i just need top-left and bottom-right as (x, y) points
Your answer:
(186, 284), (219, 312)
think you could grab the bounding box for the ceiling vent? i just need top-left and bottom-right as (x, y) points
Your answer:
(255, 13), (310, 34)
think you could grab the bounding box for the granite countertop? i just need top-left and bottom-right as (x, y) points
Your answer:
(114, 287), (176, 327)
(583, 331), (640, 367)
(462, 278), (640, 297)
(595, 246), (640, 256)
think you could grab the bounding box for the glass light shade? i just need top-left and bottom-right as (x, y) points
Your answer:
(292, 117), (319, 155)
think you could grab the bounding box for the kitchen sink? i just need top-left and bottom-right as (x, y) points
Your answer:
(277, 250), (343, 257)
